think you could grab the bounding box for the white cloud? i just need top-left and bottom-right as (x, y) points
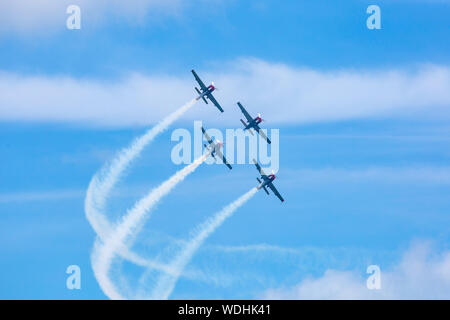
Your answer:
(0, 72), (190, 126)
(0, 60), (449, 127)
(0, 189), (83, 203)
(215, 59), (450, 124)
(1, 1), (448, 35)
(262, 241), (450, 299)
(0, 0), (183, 34)
(285, 166), (450, 186)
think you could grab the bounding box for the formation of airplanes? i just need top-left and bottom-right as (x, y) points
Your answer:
(192, 69), (284, 203)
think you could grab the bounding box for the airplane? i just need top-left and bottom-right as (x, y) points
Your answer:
(253, 159), (284, 202)
(192, 69), (224, 113)
(237, 102), (271, 144)
(202, 126), (232, 170)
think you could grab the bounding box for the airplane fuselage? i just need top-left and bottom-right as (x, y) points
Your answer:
(205, 141), (221, 158)
(257, 174), (275, 190)
(244, 117), (263, 130)
(196, 84), (215, 100)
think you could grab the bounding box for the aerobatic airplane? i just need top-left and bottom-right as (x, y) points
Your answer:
(202, 126), (232, 170)
(237, 102), (271, 144)
(253, 159), (284, 202)
(192, 69), (224, 113)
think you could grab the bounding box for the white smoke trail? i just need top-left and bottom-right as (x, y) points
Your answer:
(84, 99), (197, 281)
(92, 153), (210, 299)
(85, 98), (197, 241)
(150, 187), (259, 299)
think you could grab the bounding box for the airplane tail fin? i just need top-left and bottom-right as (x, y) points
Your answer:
(195, 87), (201, 95)
(256, 178), (262, 184)
(240, 119), (247, 128)
(263, 186), (270, 195)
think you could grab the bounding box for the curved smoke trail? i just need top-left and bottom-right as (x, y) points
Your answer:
(85, 99), (197, 273)
(84, 98), (260, 299)
(92, 153), (210, 299)
(150, 187), (259, 299)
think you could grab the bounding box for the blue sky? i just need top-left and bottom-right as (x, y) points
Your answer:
(0, 0), (450, 299)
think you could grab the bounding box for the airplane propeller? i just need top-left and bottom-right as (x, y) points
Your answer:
(270, 170), (278, 180)
(257, 113), (265, 122)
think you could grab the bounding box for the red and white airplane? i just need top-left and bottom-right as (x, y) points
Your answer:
(237, 102), (271, 144)
(202, 126), (232, 170)
(192, 69), (224, 113)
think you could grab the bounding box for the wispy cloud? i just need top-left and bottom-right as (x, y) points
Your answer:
(1, 60), (449, 126)
(4, 165), (448, 205)
(262, 241), (450, 299)
(285, 166), (450, 186)
(0, 189), (84, 203)
(0, 0), (184, 35)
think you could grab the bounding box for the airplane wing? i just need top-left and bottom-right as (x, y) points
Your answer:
(206, 93), (224, 113)
(268, 183), (284, 202)
(253, 125), (272, 144)
(191, 69), (207, 91)
(237, 102), (253, 122)
(253, 159), (267, 177)
(201, 126), (214, 145)
(215, 148), (232, 170)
